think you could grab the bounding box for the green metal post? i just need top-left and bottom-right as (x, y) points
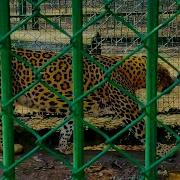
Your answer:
(72, 0), (84, 179)
(145, 0), (159, 179)
(0, 0), (15, 179)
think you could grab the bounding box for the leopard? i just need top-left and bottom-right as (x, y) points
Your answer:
(0, 48), (174, 154)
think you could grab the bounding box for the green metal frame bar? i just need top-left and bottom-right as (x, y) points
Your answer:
(0, 0), (14, 179)
(72, 0), (85, 179)
(145, 0), (159, 179)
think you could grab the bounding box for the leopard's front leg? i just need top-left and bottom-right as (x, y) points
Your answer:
(57, 120), (73, 154)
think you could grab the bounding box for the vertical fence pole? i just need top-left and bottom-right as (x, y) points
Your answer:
(72, 0), (84, 179)
(145, 0), (159, 179)
(32, 0), (40, 30)
(0, 0), (15, 179)
(19, 0), (27, 29)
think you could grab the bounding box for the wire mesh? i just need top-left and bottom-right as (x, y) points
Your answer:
(0, 0), (180, 179)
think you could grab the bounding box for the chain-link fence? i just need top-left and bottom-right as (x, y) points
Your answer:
(0, 0), (180, 179)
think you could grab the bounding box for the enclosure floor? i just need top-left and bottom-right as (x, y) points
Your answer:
(11, 26), (180, 44)
(1, 151), (180, 179)
(15, 103), (180, 130)
(11, 29), (96, 44)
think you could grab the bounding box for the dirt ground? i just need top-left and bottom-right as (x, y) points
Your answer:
(0, 150), (179, 180)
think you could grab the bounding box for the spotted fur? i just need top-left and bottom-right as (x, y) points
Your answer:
(0, 48), (174, 152)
